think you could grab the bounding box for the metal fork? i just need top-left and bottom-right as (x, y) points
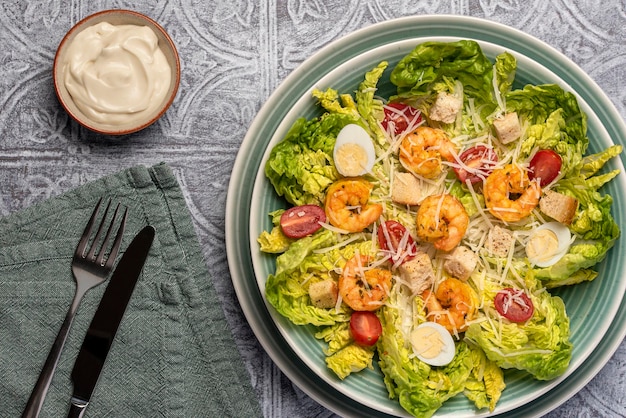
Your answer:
(21, 198), (128, 418)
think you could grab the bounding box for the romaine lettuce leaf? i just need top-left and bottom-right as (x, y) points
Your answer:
(377, 285), (504, 417)
(317, 321), (377, 380)
(520, 108), (587, 177)
(534, 145), (622, 287)
(390, 40), (495, 104)
(507, 84), (587, 151)
(325, 343), (376, 380)
(494, 52), (516, 98)
(257, 209), (293, 253)
(463, 345), (506, 412)
(264, 114), (347, 206)
(316, 322), (353, 355)
(265, 232), (373, 326)
(465, 281), (572, 380)
(355, 61), (389, 146)
(265, 63), (390, 206)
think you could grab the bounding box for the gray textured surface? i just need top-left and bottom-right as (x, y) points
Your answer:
(1, 1), (624, 417)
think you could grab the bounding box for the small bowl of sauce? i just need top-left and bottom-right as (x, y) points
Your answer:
(53, 9), (180, 135)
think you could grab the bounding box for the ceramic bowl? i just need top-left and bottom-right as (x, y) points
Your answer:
(53, 9), (180, 135)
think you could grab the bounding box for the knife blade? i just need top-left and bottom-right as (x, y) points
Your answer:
(66, 225), (155, 418)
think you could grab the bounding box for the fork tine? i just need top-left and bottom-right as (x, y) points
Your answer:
(75, 197), (104, 258)
(94, 203), (122, 266)
(103, 207), (128, 270)
(86, 199), (113, 261)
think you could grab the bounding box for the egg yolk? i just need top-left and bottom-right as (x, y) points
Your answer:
(411, 326), (445, 359)
(526, 229), (559, 263)
(335, 143), (368, 176)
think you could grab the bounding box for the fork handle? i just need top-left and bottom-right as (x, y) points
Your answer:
(22, 287), (86, 418)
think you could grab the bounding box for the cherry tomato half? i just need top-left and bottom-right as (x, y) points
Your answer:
(494, 288), (534, 323)
(528, 149), (562, 187)
(280, 204), (326, 239)
(350, 311), (383, 346)
(453, 145), (499, 184)
(382, 103), (422, 136)
(377, 220), (417, 264)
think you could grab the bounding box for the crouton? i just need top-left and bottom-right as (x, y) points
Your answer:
(392, 172), (421, 206)
(539, 190), (578, 225)
(493, 112), (521, 144)
(429, 92), (462, 124)
(485, 226), (514, 258)
(444, 245), (478, 281)
(398, 252), (435, 295)
(309, 280), (338, 309)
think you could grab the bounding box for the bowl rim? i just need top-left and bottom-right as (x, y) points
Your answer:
(53, 9), (181, 136)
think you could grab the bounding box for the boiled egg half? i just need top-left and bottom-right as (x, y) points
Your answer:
(525, 222), (572, 267)
(410, 322), (455, 367)
(333, 124), (376, 177)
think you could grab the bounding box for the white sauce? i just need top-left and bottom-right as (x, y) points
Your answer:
(63, 22), (171, 126)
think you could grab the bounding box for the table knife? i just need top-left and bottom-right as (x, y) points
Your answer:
(66, 225), (155, 418)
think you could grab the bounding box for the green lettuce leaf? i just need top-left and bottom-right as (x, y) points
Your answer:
(316, 322), (377, 380)
(265, 232), (373, 326)
(377, 286), (502, 418)
(264, 114), (345, 206)
(580, 144), (623, 178)
(534, 145), (621, 287)
(257, 209), (293, 253)
(325, 343), (376, 380)
(313, 87), (361, 118)
(355, 61), (389, 146)
(494, 52), (516, 98)
(264, 63), (390, 206)
(510, 84), (588, 182)
(390, 40), (494, 104)
(465, 278), (572, 380)
(520, 108), (587, 177)
(463, 345), (506, 412)
(316, 322), (353, 355)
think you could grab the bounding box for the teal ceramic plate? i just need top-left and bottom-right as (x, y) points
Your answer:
(226, 15), (626, 417)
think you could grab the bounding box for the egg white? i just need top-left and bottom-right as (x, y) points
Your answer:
(333, 124), (376, 177)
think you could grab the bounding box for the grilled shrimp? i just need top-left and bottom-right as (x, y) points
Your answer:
(399, 126), (457, 179)
(416, 194), (469, 252)
(484, 164), (541, 222)
(422, 278), (478, 334)
(324, 178), (383, 233)
(339, 254), (392, 311)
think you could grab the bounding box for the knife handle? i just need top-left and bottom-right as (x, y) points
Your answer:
(67, 401), (87, 418)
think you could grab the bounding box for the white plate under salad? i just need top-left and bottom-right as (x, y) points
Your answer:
(226, 15), (626, 417)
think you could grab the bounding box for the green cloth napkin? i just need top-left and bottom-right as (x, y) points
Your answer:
(0, 163), (262, 418)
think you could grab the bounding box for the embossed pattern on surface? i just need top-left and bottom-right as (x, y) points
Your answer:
(0, 1), (624, 417)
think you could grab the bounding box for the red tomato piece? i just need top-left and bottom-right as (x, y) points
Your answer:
(453, 145), (498, 184)
(494, 288), (534, 323)
(382, 103), (422, 135)
(377, 220), (417, 264)
(528, 149), (562, 187)
(350, 311), (382, 346)
(280, 205), (326, 239)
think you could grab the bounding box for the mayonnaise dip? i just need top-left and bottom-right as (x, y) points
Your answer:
(63, 22), (171, 126)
